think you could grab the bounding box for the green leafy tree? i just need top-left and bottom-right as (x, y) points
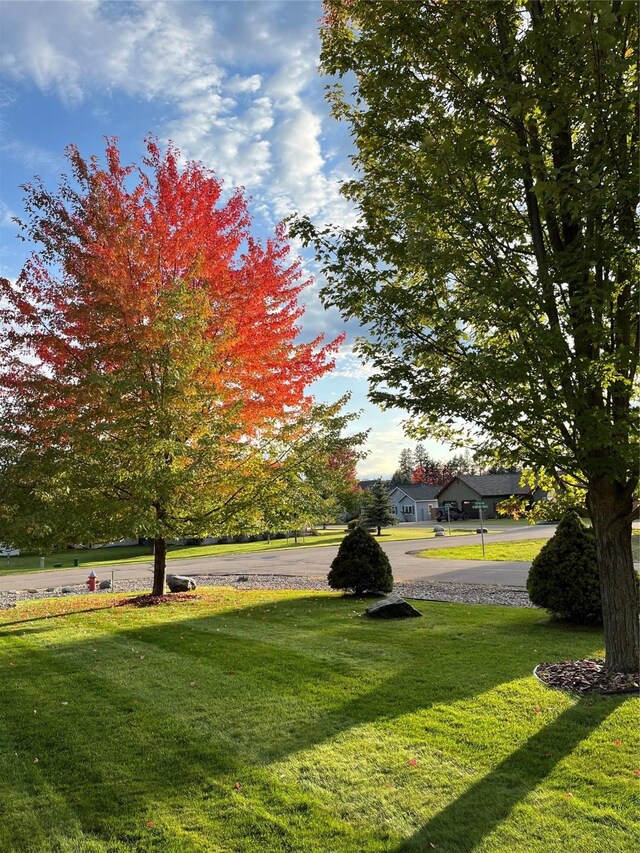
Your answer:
(360, 478), (398, 535)
(257, 398), (369, 536)
(293, 0), (639, 672)
(527, 511), (601, 622)
(328, 526), (394, 594)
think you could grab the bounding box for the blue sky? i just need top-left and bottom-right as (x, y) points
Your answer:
(0, 0), (451, 476)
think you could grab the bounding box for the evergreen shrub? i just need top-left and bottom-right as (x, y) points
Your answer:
(527, 510), (601, 622)
(328, 526), (393, 595)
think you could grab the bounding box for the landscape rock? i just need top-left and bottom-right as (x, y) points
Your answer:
(61, 587), (73, 594)
(236, 575), (249, 582)
(166, 574), (196, 592)
(365, 594), (423, 619)
(435, 530), (446, 537)
(433, 525), (445, 532)
(476, 528), (488, 534)
(99, 579), (112, 590)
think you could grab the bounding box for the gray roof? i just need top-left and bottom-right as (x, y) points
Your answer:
(389, 484), (441, 501)
(437, 474), (532, 498)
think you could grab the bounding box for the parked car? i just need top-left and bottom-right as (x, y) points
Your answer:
(435, 506), (468, 522)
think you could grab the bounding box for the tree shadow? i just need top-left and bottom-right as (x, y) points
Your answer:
(393, 696), (624, 852)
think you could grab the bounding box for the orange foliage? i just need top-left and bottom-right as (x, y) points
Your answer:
(1, 137), (341, 440)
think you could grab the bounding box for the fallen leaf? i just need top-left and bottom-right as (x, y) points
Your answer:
(407, 758), (417, 767)
(563, 792), (574, 799)
(534, 707), (542, 715)
(33, 757), (39, 763)
(233, 782), (241, 790)
(190, 681), (197, 687)
(429, 844), (439, 850)
(633, 770), (640, 777)
(542, 751), (553, 758)
(140, 655), (145, 660)
(614, 739), (622, 746)
(386, 783), (394, 789)
(226, 670), (236, 675)
(146, 821), (154, 827)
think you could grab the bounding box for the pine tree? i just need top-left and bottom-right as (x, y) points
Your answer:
(360, 479), (398, 535)
(328, 526), (393, 594)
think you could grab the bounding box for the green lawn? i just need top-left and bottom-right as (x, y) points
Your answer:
(0, 526), (476, 576)
(418, 539), (547, 562)
(0, 589), (636, 852)
(419, 534), (640, 563)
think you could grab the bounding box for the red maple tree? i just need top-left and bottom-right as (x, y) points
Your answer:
(0, 138), (342, 593)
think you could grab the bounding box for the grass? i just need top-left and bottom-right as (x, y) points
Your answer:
(419, 532), (640, 563)
(0, 588), (637, 852)
(0, 526), (476, 576)
(418, 539), (547, 562)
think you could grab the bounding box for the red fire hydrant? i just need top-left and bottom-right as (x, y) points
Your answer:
(86, 571), (98, 592)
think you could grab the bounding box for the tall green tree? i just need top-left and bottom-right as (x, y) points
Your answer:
(360, 478), (398, 535)
(293, 1), (639, 671)
(391, 447), (415, 483)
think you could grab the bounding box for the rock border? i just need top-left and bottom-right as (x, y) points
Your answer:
(0, 574), (534, 610)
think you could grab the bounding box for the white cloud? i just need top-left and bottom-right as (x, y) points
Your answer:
(0, 0), (358, 231)
(226, 74), (262, 95)
(332, 344), (375, 381)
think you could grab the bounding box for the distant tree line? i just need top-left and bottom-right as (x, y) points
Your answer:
(390, 444), (519, 487)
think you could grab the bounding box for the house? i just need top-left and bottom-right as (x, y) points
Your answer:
(435, 474), (546, 519)
(0, 544), (20, 557)
(388, 484), (441, 522)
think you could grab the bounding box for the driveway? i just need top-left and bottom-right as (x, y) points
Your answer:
(0, 524), (555, 592)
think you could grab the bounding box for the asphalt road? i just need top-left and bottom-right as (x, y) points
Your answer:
(0, 524), (556, 592)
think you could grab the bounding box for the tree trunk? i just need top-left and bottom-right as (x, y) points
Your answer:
(152, 536), (167, 596)
(587, 478), (639, 673)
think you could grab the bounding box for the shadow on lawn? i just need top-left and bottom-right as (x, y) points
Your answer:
(393, 697), (623, 852)
(0, 591), (622, 850)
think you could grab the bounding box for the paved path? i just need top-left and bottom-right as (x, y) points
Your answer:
(0, 524), (555, 592)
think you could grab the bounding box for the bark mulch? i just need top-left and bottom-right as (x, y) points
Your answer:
(116, 592), (202, 608)
(534, 659), (639, 696)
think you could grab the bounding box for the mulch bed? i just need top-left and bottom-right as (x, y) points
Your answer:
(116, 592), (202, 608)
(534, 659), (639, 696)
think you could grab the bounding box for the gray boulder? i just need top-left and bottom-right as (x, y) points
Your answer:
(433, 525), (445, 532)
(61, 587), (73, 594)
(365, 595), (422, 619)
(166, 574), (196, 592)
(99, 579), (112, 590)
(434, 529), (446, 537)
(476, 528), (488, 534)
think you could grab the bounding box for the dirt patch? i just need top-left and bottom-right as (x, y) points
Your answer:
(534, 659), (639, 695)
(116, 592), (202, 608)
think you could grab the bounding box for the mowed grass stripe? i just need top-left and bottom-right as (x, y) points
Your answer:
(0, 589), (637, 852)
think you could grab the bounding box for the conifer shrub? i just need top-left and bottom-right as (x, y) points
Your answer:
(527, 510), (601, 622)
(328, 526), (393, 595)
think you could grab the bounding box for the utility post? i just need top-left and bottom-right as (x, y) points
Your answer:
(474, 501), (488, 557)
